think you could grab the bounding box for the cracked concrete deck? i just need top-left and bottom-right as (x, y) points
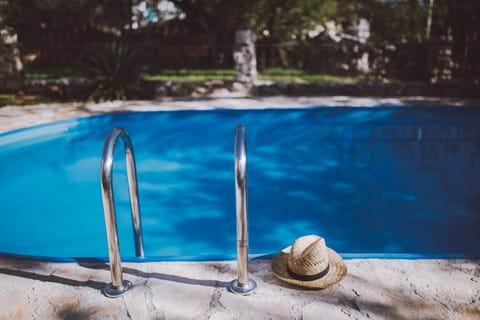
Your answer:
(0, 256), (479, 319)
(0, 96), (479, 319)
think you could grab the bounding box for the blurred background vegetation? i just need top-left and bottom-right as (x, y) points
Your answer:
(0, 0), (479, 103)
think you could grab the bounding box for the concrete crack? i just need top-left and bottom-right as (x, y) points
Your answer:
(291, 303), (304, 320)
(48, 267), (59, 277)
(194, 287), (225, 320)
(209, 287), (225, 310)
(407, 277), (425, 300)
(122, 296), (133, 320)
(340, 307), (352, 318)
(144, 280), (163, 318)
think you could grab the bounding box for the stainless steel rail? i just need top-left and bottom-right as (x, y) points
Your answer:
(228, 125), (257, 295)
(100, 127), (144, 298)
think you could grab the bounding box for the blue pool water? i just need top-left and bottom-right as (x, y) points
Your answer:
(1, 106), (479, 261)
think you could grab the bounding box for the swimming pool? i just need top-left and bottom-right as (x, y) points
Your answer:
(1, 106), (479, 261)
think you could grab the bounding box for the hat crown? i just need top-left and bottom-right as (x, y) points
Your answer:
(287, 235), (329, 276)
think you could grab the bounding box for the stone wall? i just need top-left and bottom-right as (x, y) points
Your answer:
(22, 79), (480, 100)
(233, 30), (257, 84)
(0, 30), (23, 92)
(254, 81), (480, 98)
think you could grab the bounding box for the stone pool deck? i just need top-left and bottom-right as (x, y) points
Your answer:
(1, 256), (479, 319)
(1, 96), (479, 319)
(0, 95), (478, 133)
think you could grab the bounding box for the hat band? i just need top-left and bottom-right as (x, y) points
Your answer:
(287, 263), (330, 281)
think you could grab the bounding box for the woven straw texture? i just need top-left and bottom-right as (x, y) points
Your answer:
(271, 239), (347, 289)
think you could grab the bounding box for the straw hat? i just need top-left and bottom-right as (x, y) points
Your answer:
(271, 235), (347, 289)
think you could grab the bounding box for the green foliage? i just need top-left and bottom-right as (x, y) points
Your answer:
(7, 0), (133, 40)
(170, 0), (257, 43)
(0, 38), (9, 79)
(82, 41), (142, 102)
(358, 0), (429, 42)
(3, 0), (479, 85)
(0, 93), (15, 106)
(247, 0), (338, 41)
(0, 0), (8, 29)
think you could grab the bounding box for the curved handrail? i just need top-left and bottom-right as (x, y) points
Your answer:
(228, 125), (257, 295)
(100, 127), (144, 297)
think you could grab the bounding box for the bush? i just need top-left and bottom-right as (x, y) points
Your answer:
(82, 41), (142, 102)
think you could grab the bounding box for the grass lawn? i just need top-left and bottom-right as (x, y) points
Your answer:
(0, 94), (69, 107)
(143, 69), (235, 82)
(258, 68), (358, 83)
(24, 66), (86, 80)
(1, 67), (362, 106)
(144, 68), (357, 83)
(0, 94), (16, 106)
(25, 66), (359, 83)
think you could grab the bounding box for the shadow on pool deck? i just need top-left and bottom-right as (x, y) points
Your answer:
(0, 256), (229, 289)
(0, 255), (479, 319)
(78, 261), (231, 288)
(0, 267), (105, 290)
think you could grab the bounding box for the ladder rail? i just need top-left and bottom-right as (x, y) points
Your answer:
(100, 127), (144, 297)
(228, 125), (257, 295)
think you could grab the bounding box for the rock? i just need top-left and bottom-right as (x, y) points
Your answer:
(205, 80), (225, 89)
(194, 86), (208, 95)
(155, 85), (168, 98)
(208, 88), (233, 98)
(0, 30), (24, 93)
(168, 82), (187, 97)
(234, 30), (257, 84)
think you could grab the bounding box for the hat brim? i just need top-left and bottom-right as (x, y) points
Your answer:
(271, 246), (347, 289)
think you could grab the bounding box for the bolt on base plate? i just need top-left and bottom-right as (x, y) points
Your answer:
(102, 280), (133, 298)
(228, 279), (257, 295)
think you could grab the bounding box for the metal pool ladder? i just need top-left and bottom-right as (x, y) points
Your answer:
(100, 128), (144, 298)
(228, 125), (257, 295)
